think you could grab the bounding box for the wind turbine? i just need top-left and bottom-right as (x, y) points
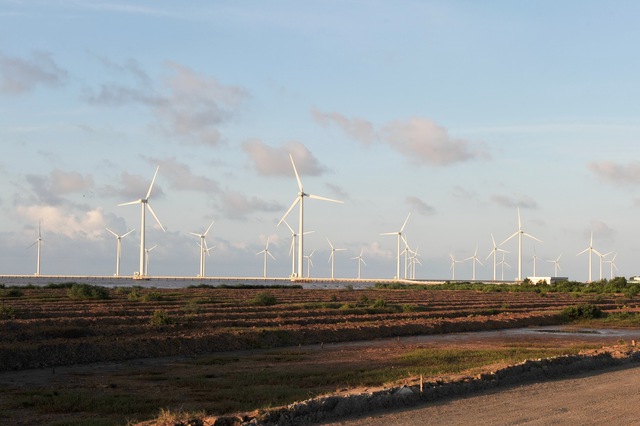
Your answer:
(449, 253), (462, 281)
(597, 251), (612, 281)
(144, 244), (157, 276)
(106, 227), (135, 276)
(118, 166), (165, 277)
(486, 234), (509, 281)
(498, 252), (511, 281)
(352, 249), (366, 279)
(465, 246), (483, 281)
(546, 254), (562, 277)
(27, 222), (43, 276)
(327, 239), (346, 279)
(190, 220), (215, 277)
(501, 207), (542, 281)
(281, 219), (314, 278)
(408, 246), (421, 279)
(605, 253), (618, 280)
(304, 249), (316, 278)
(531, 246), (538, 276)
(278, 154), (342, 279)
(381, 213), (411, 279)
(256, 237), (276, 279)
(576, 232), (601, 283)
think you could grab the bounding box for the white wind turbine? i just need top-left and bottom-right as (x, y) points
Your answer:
(281, 219), (314, 278)
(27, 222), (43, 276)
(501, 207), (542, 281)
(352, 249), (366, 279)
(278, 154), (342, 279)
(191, 220), (215, 277)
(498, 252), (511, 281)
(546, 254), (562, 277)
(256, 237), (276, 279)
(304, 249), (316, 278)
(486, 234), (509, 281)
(106, 227), (135, 276)
(449, 253), (462, 281)
(118, 166), (165, 277)
(596, 251), (612, 281)
(327, 239), (346, 280)
(465, 246), (483, 281)
(531, 246), (538, 276)
(381, 213), (411, 279)
(144, 245), (157, 276)
(605, 253), (618, 280)
(576, 232), (601, 283)
(408, 246), (421, 279)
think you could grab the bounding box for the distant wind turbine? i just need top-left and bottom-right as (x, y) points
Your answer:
(605, 253), (618, 280)
(278, 154), (342, 279)
(352, 249), (366, 279)
(381, 213), (411, 279)
(144, 245), (157, 276)
(546, 254), (562, 277)
(531, 246), (538, 276)
(486, 234), (509, 281)
(256, 237), (276, 279)
(327, 239), (346, 280)
(596, 251), (612, 281)
(449, 253), (462, 281)
(465, 246), (483, 281)
(191, 220), (215, 277)
(27, 222), (43, 276)
(576, 232), (601, 283)
(498, 252), (511, 281)
(118, 166), (165, 277)
(304, 249), (316, 278)
(281, 219), (315, 278)
(106, 227), (135, 277)
(501, 207), (542, 281)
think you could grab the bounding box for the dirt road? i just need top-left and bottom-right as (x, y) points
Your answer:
(326, 364), (640, 425)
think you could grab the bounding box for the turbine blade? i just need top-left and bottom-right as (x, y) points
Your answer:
(146, 203), (165, 232)
(268, 251), (276, 261)
(122, 229), (136, 238)
(289, 154), (303, 192)
(204, 220), (215, 236)
(500, 232), (519, 246)
(307, 193), (343, 203)
(523, 232), (542, 243)
(400, 212), (411, 233)
(118, 199), (142, 207)
(105, 227), (118, 237)
(277, 198), (300, 226)
(281, 219), (294, 234)
(145, 165), (160, 200)
(327, 238), (334, 249)
(381, 232), (398, 236)
(576, 247), (589, 256)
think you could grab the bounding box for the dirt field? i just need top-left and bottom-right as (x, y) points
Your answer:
(0, 285), (638, 424)
(328, 363), (640, 425)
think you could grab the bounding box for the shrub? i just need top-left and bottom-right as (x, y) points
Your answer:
(0, 305), (17, 319)
(150, 310), (173, 326)
(401, 304), (416, 312)
(141, 291), (164, 302)
(67, 283), (109, 300)
(0, 288), (23, 298)
(250, 292), (277, 306)
(371, 299), (387, 308)
(562, 303), (603, 320)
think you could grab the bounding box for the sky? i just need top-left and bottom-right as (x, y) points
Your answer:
(2, 0), (640, 282)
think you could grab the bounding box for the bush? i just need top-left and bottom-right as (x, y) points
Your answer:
(0, 288), (23, 298)
(562, 303), (603, 320)
(250, 292), (277, 306)
(0, 305), (17, 319)
(141, 291), (164, 302)
(67, 284), (109, 300)
(150, 310), (173, 326)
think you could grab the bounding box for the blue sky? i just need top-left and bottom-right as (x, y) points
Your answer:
(2, 0), (640, 281)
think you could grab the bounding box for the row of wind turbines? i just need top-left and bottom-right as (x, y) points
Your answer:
(25, 156), (621, 282)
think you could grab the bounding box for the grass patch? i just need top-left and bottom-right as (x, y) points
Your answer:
(149, 310), (174, 326)
(0, 288), (23, 298)
(250, 292), (278, 306)
(0, 304), (17, 319)
(562, 303), (603, 321)
(67, 284), (110, 300)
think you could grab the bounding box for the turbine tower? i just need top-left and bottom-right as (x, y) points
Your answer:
(256, 237), (276, 278)
(190, 220), (215, 277)
(327, 238), (346, 280)
(605, 253), (618, 280)
(381, 213), (411, 279)
(576, 232), (601, 283)
(501, 207), (542, 281)
(498, 252), (511, 281)
(106, 227), (135, 276)
(118, 166), (165, 277)
(27, 222), (43, 276)
(304, 249), (315, 278)
(144, 245), (157, 276)
(449, 253), (462, 281)
(352, 249), (366, 279)
(486, 234), (508, 281)
(278, 154), (342, 279)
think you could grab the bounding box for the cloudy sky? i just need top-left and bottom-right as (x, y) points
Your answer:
(2, 0), (640, 281)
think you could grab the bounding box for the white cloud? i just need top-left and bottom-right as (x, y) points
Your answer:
(587, 160), (640, 185)
(218, 191), (283, 220)
(311, 108), (376, 146)
(17, 204), (108, 241)
(149, 157), (220, 193)
(405, 196), (435, 216)
(242, 139), (327, 176)
(0, 51), (67, 94)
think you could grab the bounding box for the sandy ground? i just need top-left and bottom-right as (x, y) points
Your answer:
(327, 363), (640, 425)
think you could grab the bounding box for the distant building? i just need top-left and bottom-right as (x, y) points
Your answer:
(526, 276), (569, 285)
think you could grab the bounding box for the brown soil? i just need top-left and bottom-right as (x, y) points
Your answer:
(0, 286), (637, 424)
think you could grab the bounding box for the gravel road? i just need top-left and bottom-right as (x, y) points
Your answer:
(326, 363), (640, 425)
